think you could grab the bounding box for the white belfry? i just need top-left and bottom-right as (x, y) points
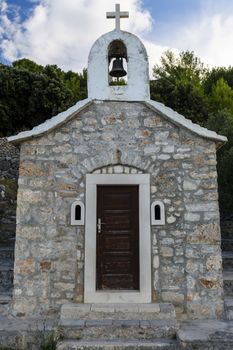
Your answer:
(106, 3), (129, 31)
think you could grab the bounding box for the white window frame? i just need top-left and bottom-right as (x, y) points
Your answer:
(84, 174), (151, 303)
(151, 201), (165, 225)
(71, 201), (85, 225)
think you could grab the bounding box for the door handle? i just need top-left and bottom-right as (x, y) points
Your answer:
(97, 218), (106, 234)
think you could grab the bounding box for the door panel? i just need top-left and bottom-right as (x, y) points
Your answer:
(96, 185), (139, 290)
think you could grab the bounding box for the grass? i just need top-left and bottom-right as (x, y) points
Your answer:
(40, 331), (58, 350)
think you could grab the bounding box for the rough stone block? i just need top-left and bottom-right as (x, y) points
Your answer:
(19, 161), (44, 177)
(161, 292), (184, 304)
(15, 258), (35, 276)
(187, 223), (221, 244)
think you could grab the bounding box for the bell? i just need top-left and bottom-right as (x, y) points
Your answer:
(109, 58), (127, 78)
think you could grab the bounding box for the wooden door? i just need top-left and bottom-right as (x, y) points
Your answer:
(96, 185), (139, 290)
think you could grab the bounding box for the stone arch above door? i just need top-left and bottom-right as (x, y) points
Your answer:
(92, 164), (144, 175)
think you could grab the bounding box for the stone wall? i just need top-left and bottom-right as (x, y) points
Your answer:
(0, 138), (19, 295)
(12, 101), (223, 318)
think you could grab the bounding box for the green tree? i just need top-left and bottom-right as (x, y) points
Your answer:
(204, 66), (233, 94)
(12, 58), (44, 73)
(77, 68), (88, 100)
(205, 110), (233, 214)
(151, 50), (209, 124)
(0, 59), (88, 136)
(0, 64), (72, 136)
(208, 78), (233, 114)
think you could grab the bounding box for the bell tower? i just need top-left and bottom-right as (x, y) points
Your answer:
(87, 3), (150, 101)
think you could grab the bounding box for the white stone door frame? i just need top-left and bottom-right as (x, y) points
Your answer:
(84, 174), (151, 303)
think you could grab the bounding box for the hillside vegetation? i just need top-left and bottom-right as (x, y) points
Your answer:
(0, 53), (233, 214)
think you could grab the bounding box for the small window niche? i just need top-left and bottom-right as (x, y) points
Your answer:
(151, 201), (165, 225)
(71, 201), (85, 226)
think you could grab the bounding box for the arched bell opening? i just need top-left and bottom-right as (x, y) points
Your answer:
(108, 40), (128, 86)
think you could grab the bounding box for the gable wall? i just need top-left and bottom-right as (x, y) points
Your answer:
(13, 101), (223, 318)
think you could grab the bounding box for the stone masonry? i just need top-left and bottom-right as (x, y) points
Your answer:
(12, 100), (224, 318)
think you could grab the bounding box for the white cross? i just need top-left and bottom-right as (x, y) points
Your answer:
(106, 4), (129, 31)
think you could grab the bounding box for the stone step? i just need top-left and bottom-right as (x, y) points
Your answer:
(222, 251), (233, 269)
(0, 254), (14, 266)
(60, 303), (178, 341)
(225, 297), (233, 320)
(0, 264), (14, 271)
(56, 339), (178, 350)
(0, 245), (15, 251)
(0, 267), (14, 293)
(223, 270), (233, 296)
(0, 293), (12, 304)
(177, 319), (233, 350)
(222, 251), (233, 258)
(59, 318), (178, 341)
(61, 303), (176, 321)
(222, 238), (233, 251)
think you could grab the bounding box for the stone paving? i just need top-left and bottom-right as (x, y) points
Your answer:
(1, 312), (233, 349)
(57, 339), (177, 350)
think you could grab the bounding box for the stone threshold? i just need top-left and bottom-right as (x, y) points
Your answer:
(60, 302), (176, 321)
(63, 302), (170, 313)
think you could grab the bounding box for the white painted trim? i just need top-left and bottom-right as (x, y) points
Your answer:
(71, 201), (85, 226)
(84, 174), (151, 303)
(145, 100), (227, 143)
(7, 98), (227, 144)
(151, 201), (165, 225)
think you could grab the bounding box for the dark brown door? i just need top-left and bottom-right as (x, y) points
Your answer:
(96, 185), (139, 290)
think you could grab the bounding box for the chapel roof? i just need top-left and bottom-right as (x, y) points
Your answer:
(7, 98), (227, 146)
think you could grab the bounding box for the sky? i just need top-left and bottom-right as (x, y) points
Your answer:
(0, 0), (232, 75)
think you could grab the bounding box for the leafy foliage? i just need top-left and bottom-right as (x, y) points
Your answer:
(0, 59), (87, 136)
(208, 78), (233, 114)
(204, 66), (233, 94)
(206, 110), (233, 214)
(151, 50), (209, 124)
(1, 54), (233, 213)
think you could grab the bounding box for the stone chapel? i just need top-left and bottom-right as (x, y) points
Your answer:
(7, 4), (227, 320)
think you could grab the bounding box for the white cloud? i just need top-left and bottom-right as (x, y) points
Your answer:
(177, 12), (233, 68)
(143, 40), (179, 77)
(0, 0), (153, 71)
(160, 0), (233, 69)
(0, 0), (232, 75)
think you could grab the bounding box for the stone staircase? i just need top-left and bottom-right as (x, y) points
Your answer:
(57, 303), (179, 349)
(221, 216), (233, 320)
(0, 243), (14, 303)
(0, 190), (16, 305)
